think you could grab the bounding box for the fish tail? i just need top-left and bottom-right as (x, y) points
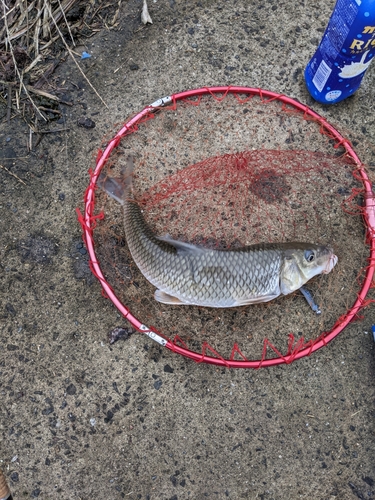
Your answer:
(97, 156), (135, 206)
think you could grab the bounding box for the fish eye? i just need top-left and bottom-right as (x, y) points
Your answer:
(304, 249), (315, 263)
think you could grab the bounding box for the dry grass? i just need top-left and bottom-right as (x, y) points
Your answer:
(0, 0), (120, 128)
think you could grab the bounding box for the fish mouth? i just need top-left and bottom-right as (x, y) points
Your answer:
(322, 253), (338, 274)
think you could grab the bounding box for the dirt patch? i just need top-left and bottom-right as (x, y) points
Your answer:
(18, 234), (59, 264)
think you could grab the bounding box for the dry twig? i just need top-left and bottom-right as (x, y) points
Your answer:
(44, 0), (108, 108)
(6, 82), (11, 124)
(2, 0), (47, 121)
(0, 163), (27, 185)
(0, 0), (122, 127)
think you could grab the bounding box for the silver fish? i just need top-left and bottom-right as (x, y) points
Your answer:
(99, 157), (338, 308)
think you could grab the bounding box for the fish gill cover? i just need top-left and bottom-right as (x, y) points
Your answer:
(79, 88), (375, 367)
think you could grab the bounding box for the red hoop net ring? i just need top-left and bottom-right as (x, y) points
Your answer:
(77, 86), (375, 368)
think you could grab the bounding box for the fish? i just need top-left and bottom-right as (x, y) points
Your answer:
(98, 157), (338, 308)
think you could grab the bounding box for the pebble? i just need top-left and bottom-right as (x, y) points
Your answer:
(154, 380), (162, 390)
(108, 327), (135, 344)
(77, 117), (96, 129)
(42, 406), (54, 415)
(104, 411), (114, 423)
(10, 471), (19, 482)
(66, 383), (76, 395)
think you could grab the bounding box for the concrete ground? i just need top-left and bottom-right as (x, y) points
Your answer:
(1, 0), (375, 498)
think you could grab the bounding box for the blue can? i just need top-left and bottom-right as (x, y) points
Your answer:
(305, 0), (375, 104)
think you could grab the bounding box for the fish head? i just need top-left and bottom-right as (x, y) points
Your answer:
(280, 243), (338, 295)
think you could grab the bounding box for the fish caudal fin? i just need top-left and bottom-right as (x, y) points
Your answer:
(97, 156), (135, 205)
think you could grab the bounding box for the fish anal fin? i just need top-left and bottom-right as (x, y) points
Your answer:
(154, 290), (187, 305)
(233, 293), (280, 306)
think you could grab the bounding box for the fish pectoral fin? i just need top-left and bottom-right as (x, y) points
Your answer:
(154, 290), (187, 305)
(157, 235), (206, 255)
(233, 293), (280, 306)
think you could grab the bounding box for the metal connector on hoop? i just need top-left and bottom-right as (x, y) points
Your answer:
(149, 96), (172, 108)
(139, 324), (168, 346)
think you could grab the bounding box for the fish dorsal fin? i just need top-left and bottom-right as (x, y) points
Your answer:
(157, 235), (207, 255)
